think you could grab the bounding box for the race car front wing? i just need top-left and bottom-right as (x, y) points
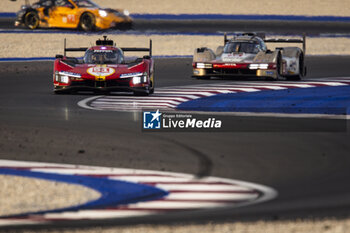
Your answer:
(193, 62), (278, 78)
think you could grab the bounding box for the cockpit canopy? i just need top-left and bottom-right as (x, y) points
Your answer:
(83, 48), (124, 64)
(223, 41), (261, 54)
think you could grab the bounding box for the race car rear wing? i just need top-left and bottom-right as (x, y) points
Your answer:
(264, 35), (306, 54)
(223, 33), (306, 54)
(62, 38), (153, 57)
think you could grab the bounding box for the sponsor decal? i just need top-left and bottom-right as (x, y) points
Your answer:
(120, 72), (143, 79)
(67, 14), (76, 23)
(289, 60), (297, 72)
(62, 15), (76, 23)
(87, 66), (115, 81)
(94, 50), (113, 53)
(221, 53), (246, 62)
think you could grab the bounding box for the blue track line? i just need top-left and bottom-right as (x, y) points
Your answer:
(0, 13), (16, 17)
(2, 12), (350, 22)
(131, 13), (350, 22)
(1, 29), (350, 38)
(0, 168), (168, 218)
(0, 57), (56, 62)
(177, 85), (350, 115)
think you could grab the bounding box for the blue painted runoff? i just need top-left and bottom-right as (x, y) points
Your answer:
(177, 85), (350, 115)
(2, 12), (350, 22)
(0, 168), (168, 218)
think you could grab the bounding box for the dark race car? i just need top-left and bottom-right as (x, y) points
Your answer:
(53, 36), (154, 96)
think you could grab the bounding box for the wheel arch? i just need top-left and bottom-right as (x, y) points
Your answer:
(21, 8), (38, 23)
(193, 47), (216, 62)
(78, 11), (96, 31)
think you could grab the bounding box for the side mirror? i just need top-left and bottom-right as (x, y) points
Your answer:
(143, 55), (151, 59)
(55, 54), (63, 59)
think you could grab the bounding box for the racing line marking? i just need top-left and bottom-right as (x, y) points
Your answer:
(0, 159), (277, 226)
(78, 78), (350, 113)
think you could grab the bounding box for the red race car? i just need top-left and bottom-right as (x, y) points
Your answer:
(53, 36), (154, 95)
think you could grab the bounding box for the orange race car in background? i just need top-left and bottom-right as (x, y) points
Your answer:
(14, 0), (132, 31)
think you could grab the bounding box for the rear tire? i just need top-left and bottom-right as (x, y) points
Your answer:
(149, 68), (155, 95)
(79, 12), (96, 31)
(24, 11), (39, 29)
(286, 53), (304, 81)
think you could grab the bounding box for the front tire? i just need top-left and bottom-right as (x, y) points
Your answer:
(54, 90), (69, 95)
(266, 51), (282, 81)
(194, 76), (211, 80)
(133, 91), (149, 96)
(149, 84), (154, 94)
(275, 51), (283, 80)
(79, 12), (96, 31)
(24, 11), (39, 29)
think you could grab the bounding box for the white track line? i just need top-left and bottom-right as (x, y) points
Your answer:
(77, 78), (350, 117)
(0, 159), (278, 225)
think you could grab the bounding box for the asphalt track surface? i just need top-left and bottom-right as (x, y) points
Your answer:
(1, 56), (350, 230)
(1, 17), (350, 35)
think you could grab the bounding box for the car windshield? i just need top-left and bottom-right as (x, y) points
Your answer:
(33, 0), (55, 7)
(71, 0), (99, 7)
(224, 42), (260, 54)
(84, 49), (124, 64)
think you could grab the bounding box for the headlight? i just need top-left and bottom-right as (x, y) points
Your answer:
(196, 63), (212, 69)
(123, 10), (130, 16)
(259, 64), (269, 69)
(99, 10), (108, 17)
(131, 73), (148, 84)
(120, 72), (143, 79)
(249, 64), (269, 70)
(55, 74), (69, 84)
(58, 71), (81, 78)
(142, 74), (147, 83)
(55, 71), (82, 84)
(132, 76), (141, 84)
(61, 75), (69, 84)
(120, 72), (147, 84)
